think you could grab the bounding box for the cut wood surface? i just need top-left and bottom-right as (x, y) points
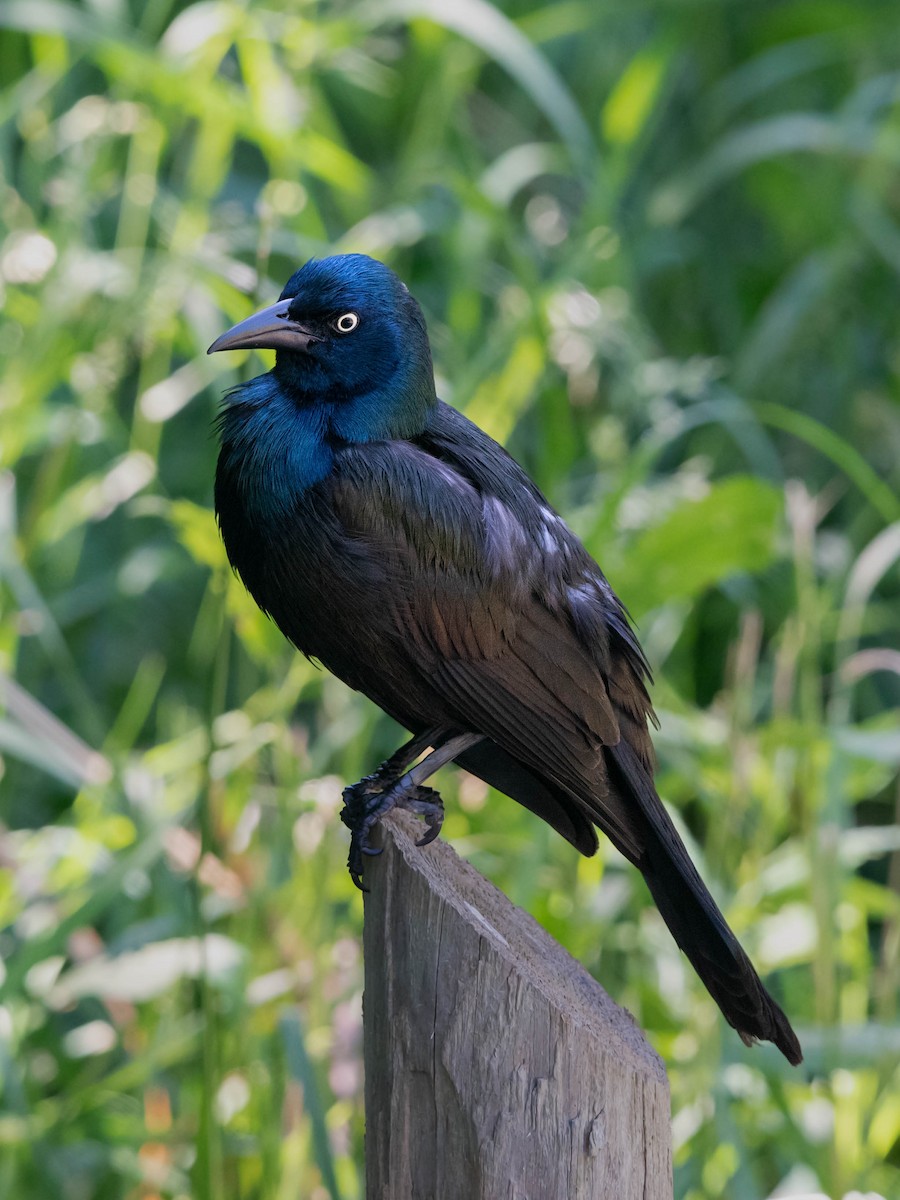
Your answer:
(362, 811), (673, 1200)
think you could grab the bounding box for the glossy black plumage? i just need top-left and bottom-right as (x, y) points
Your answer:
(210, 254), (802, 1064)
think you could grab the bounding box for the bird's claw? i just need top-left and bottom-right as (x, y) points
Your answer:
(341, 778), (445, 887)
(408, 786), (444, 846)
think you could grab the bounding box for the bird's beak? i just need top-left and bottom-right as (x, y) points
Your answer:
(207, 298), (320, 355)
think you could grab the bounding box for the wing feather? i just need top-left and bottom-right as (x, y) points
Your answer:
(316, 409), (655, 861)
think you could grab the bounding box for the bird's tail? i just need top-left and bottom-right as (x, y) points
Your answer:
(607, 742), (802, 1065)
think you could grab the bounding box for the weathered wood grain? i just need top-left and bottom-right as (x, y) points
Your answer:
(362, 811), (673, 1200)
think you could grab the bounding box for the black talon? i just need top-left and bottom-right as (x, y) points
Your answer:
(348, 841), (372, 892)
(337, 730), (482, 886)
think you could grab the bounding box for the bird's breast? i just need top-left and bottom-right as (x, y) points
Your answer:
(214, 462), (374, 678)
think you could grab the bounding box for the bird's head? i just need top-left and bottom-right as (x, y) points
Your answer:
(209, 254), (437, 439)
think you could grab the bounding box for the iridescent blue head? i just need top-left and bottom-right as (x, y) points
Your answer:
(209, 254), (437, 442)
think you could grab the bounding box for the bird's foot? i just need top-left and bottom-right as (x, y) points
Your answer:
(341, 776), (444, 889)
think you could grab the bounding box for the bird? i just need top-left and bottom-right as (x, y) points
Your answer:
(208, 252), (802, 1065)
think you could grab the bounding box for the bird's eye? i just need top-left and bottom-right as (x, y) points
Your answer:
(334, 312), (360, 334)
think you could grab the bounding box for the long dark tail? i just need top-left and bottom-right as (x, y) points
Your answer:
(608, 742), (802, 1065)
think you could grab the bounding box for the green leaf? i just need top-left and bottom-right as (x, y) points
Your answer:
(367, 0), (595, 174)
(279, 1010), (342, 1200)
(602, 48), (667, 146)
(756, 402), (900, 524)
(615, 476), (783, 616)
(649, 112), (878, 225)
(169, 498), (228, 570)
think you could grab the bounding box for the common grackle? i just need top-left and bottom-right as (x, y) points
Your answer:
(209, 254), (802, 1064)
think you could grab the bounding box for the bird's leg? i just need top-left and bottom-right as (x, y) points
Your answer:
(341, 730), (483, 888)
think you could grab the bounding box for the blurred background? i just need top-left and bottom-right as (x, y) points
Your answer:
(2, 0), (899, 1197)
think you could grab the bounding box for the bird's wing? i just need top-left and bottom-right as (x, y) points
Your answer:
(324, 406), (655, 860)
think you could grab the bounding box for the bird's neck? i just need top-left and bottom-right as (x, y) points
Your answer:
(215, 370), (436, 521)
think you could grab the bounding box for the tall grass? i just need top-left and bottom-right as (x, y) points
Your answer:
(1, 1), (899, 1197)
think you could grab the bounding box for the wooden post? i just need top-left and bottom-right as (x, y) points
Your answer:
(362, 811), (673, 1200)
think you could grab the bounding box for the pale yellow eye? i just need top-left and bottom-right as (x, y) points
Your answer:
(334, 312), (359, 334)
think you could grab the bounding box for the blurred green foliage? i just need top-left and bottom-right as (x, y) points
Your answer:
(1, 0), (899, 1197)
